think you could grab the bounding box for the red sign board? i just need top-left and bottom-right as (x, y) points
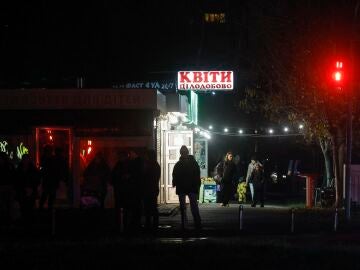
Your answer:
(177, 71), (234, 91)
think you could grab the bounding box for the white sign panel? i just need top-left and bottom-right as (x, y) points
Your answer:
(177, 71), (233, 91)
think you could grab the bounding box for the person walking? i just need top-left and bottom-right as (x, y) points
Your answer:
(143, 149), (161, 233)
(249, 163), (265, 207)
(172, 145), (202, 231)
(245, 155), (262, 201)
(219, 152), (237, 207)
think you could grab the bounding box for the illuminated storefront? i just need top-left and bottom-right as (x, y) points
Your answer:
(0, 88), (166, 207)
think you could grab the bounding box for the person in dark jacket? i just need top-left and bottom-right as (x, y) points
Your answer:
(143, 149), (161, 232)
(83, 152), (111, 209)
(172, 145), (201, 230)
(249, 163), (265, 207)
(111, 150), (131, 231)
(220, 151), (237, 207)
(127, 150), (145, 233)
(15, 154), (41, 224)
(39, 145), (58, 210)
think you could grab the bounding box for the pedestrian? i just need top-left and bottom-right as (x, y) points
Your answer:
(39, 145), (58, 210)
(213, 156), (224, 203)
(14, 154), (41, 225)
(245, 155), (262, 201)
(249, 163), (265, 207)
(83, 152), (111, 209)
(111, 150), (131, 232)
(127, 150), (145, 233)
(143, 149), (161, 233)
(219, 151), (237, 207)
(172, 145), (202, 231)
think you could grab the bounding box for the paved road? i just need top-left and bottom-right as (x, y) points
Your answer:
(1, 203), (357, 239)
(2, 203), (360, 269)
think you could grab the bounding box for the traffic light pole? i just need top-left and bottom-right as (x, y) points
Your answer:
(345, 93), (352, 221)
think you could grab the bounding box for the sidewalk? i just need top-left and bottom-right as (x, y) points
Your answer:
(2, 202), (360, 239)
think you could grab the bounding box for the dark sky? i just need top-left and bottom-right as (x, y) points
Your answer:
(0, 0), (353, 171)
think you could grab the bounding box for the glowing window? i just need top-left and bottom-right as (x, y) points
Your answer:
(204, 13), (226, 23)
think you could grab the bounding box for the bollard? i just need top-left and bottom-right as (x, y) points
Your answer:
(334, 208), (338, 232)
(51, 208), (56, 236)
(239, 205), (244, 231)
(291, 208), (295, 233)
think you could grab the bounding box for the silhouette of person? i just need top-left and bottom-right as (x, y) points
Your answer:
(172, 145), (202, 231)
(127, 150), (145, 233)
(15, 154), (41, 225)
(220, 152), (237, 207)
(83, 152), (111, 209)
(39, 145), (59, 210)
(143, 149), (161, 232)
(111, 150), (131, 231)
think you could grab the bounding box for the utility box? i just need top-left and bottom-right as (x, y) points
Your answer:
(300, 174), (318, 208)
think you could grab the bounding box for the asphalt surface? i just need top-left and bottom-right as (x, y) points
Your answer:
(2, 203), (360, 269)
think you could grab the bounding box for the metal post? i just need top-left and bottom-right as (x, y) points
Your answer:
(334, 208), (338, 232)
(291, 208), (295, 233)
(239, 205), (243, 231)
(345, 94), (352, 221)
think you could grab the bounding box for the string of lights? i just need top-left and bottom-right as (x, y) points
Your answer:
(193, 123), (305, 140)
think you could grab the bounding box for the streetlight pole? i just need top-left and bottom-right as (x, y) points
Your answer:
(345, 2), (359, 221)
(345, 90), (352, 221)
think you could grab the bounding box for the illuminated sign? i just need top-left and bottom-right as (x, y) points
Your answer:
(177, 71), (233, 91)
(0, 140), (28, 160)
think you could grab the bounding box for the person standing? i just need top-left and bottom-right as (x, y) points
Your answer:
(172, 145), (202, 231)
(249, 163), (265, 207)
(127, 150), (145, 233)
(111, 150), (131, 232)
(15, 154), (41, 225)
(39, 145), (58, 210)
(83, 152), (111, 209)
(220, 152), (237, 207)
(143, 149), (161, 233)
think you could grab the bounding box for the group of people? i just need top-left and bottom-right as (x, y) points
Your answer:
(82, 149), (161, 234)
(214, 152), (265, 207)
(0, 145), (69, 225)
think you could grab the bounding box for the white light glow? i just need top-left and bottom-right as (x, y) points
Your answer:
(284, 127), (289, 132)
(209, 125), (213, 130)
(238, 129), (243, 134)
(224, 128), (228, 132)
(269, 129), (274, 134)
(299, 124), (304, 129)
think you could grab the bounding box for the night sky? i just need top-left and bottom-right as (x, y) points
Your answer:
(0, 0), (353, 172)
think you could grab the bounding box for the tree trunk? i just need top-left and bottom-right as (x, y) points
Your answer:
(319, 138), (333, 187)
(331, 128), (346, 207)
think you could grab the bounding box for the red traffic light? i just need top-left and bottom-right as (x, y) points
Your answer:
(332, 61), (344, 83)
(333, 71), (342, 81)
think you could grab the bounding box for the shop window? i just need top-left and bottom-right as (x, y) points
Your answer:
(204, 13), (226, 23)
